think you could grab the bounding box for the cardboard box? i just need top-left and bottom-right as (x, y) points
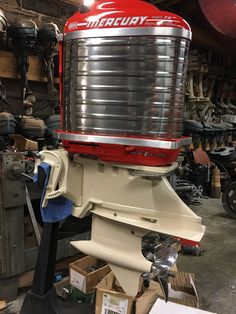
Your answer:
(96, 271), (200, 314)
(10, 134), (38, 151)
(145, 272), (199, 309)
(96, 272), (136, 314)
(70, 256), (111, 294)
(169, 272), (199, 308)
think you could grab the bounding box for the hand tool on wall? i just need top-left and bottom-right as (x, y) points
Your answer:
(25, 185), (41, 246)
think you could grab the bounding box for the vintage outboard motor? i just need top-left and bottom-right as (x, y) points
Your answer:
(20, 2), (205, 314)
(20, 116), (46, 138)
(56, 0), (192, 166)
(37, 23), (60, 113)
(37, 22), (60, 49)
(0, 112), (17, 135)
(7, 20), (38, 115)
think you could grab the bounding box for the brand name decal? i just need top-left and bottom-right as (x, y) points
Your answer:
(67, 15), (178, 31)
(77, 16), (148, 29)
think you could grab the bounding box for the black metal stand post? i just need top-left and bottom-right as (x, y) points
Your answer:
(20, 222), (94, 314)
(32, 222), (59, 295)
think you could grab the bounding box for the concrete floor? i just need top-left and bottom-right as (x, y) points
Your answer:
(179, 198), (236, 314)
(3, 295), (24, 314)
(2, 198), (236, 313)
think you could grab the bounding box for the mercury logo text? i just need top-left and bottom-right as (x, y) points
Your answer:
(86, 16), (148, 28)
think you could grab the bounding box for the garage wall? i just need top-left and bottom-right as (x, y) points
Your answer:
(0, 0), (78, 119)
(1, 0), (77, 31)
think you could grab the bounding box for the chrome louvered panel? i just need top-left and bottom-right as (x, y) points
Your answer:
(62, 35), (190, 138)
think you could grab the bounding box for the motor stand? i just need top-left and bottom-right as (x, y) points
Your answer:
(20, 222), (94, 314)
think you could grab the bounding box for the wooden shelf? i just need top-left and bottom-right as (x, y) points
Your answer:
(191, 24), (226, 55)
(0, 50), (59, 83)
(59, 0), (82, 5)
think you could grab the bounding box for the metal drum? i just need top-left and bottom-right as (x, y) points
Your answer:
(62, 34), (190, 139)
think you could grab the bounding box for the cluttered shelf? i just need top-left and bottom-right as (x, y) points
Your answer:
(0, 50), (59, 84)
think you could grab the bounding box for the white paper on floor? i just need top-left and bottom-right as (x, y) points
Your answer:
(149, 299), (217, 314)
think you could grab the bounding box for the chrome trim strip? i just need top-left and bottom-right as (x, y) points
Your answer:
(54, 132), (190, 149)
(64, 27), (192, 41)
(58, 33), (63, 42)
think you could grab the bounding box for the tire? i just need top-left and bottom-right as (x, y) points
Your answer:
(222, 182), (236, 219)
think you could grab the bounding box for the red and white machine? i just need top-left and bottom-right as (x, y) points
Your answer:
(56, 0), (192, 166)
(38, 0), (205, 297)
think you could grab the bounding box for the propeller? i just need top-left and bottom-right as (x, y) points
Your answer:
(149, 247), (178, 302)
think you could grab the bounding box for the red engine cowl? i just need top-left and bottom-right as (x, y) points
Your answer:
(64, 0), (190, 33)
(56, 0), (192, 166)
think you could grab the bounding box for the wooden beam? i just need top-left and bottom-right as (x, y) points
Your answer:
(191, 24), (228, 56)
(165, 0), (183, 7)
(170, 0), (198, 14)
(1, 0), (76, 30)
(59, 0), (81, 5)
(0, 50), (59, 83)
(18, 255), (83, 289)
(0, 301), (7, 311)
